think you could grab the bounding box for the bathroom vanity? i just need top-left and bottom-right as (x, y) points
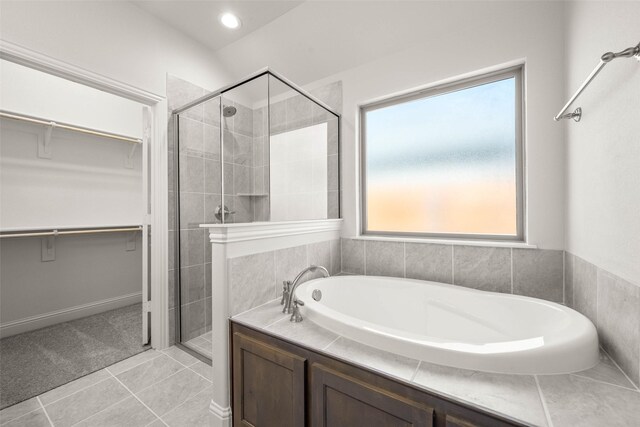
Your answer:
(230, 321), (526, 427)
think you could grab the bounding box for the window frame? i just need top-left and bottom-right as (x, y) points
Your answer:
(359, 65), (525, 241)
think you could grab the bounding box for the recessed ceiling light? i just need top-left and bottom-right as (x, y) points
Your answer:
(220, 13), (241, 29)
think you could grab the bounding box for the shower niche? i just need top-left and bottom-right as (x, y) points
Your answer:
(171, 70), (340, 360)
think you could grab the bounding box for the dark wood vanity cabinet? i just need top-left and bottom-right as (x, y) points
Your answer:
(231, 323), (526, 427)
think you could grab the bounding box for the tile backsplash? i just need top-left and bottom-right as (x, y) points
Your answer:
(341, 238), (564, 302)
(340, 237), (640, 388)
(227, 239), (342, 316)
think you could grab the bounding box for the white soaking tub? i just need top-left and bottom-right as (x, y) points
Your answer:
(295, 275), (599, 374)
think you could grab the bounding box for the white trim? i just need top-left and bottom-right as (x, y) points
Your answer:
(209, 400), (232, 427)
(150, 99), (169, 350)
(0, 292), (142, 338)
(0, 39), (162, 105)
(0, 40), (169, 349)
(354, 235), (537, 249)
(203, 219), (343, 258)
(202, 219), (342, 242)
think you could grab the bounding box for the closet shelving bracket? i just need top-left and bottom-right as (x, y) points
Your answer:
(39, 122), (56, 159)
(125, 143), (138, 169)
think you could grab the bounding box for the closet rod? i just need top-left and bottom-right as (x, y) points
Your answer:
(0, 110), (142, 144)
(0, 226), (142, 239)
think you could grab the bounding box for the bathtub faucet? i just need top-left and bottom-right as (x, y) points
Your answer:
(283, 265), (330, 321)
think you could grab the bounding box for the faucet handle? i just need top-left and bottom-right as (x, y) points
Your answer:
(290, 299), (304, 323)
(280, 280), (291, 305)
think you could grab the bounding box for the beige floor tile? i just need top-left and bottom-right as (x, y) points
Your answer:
(161, 386), (213, 427)
(135, 369), (209, 416)
(1, 409), (50, 427)
(107, 350), (162, 376)
(188, 361), (213, 382)
(44, 378), (130, 427)
(0, 398), (40, 425)
(115, 355), (183, 393)
(39, 370), (110, 406)
(161, 346), (200, 367)
(74, 396), (156, 427)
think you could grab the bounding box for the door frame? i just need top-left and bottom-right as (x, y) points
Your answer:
(0, 40), (170, 349)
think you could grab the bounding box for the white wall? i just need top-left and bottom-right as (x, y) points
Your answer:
(0, 59), (143, 137)
(564, 1), (640, 286)
(298, 2), (567, 248)
(0, 0), (231, 96)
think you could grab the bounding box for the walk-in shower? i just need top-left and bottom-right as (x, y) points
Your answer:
(171, 69), (341, 360)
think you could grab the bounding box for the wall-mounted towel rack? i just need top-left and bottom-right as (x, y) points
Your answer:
(555, 42), (640, 122)
(0, 225), (142, 239)
(0, 110), (142, 144)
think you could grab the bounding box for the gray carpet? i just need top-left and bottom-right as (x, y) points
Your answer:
(0, 303), (150, 409)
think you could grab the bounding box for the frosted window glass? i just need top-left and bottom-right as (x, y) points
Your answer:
(364, 76), (519, 236)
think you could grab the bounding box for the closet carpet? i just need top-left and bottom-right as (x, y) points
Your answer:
(0, 303), (149, 409)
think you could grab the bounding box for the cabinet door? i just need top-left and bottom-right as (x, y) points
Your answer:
(233, 333), (306, 427)
(311, 363), (433, 427)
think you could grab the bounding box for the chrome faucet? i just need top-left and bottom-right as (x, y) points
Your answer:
(283, 265), (330, 322)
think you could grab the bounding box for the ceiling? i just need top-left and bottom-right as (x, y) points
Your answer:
(132, 0), (304, 52)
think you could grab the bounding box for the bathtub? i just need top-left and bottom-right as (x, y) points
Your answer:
(295, 275), (599, 375)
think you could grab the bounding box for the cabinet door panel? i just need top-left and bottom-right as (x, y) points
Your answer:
(311, 363), (433, 427)
(233, 333), (306, 427)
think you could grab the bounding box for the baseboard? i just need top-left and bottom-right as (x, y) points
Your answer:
(0, 292), (142, 338)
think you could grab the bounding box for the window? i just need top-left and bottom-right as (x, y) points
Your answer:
(360, 66), (523, 240)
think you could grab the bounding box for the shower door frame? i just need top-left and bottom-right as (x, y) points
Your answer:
(171, 68), (342, 361)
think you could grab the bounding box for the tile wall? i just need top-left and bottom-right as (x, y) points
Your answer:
(565, 252), (640, 388)
(227, 239), (342, 316)
(341, 238), (564, 302)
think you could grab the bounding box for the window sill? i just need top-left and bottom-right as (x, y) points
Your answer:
(355, 234), (537, 249)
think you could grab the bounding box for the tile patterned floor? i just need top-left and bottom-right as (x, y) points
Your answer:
(184, 332), (212, 360)
(0, 347), (213, 427)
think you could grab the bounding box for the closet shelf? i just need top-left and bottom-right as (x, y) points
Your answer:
(0, 110), (142, 144)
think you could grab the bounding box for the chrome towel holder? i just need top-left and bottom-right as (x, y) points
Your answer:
(555, 41), (640, 122)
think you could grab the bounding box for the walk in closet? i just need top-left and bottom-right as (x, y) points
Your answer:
(0, 59), (151, 409)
